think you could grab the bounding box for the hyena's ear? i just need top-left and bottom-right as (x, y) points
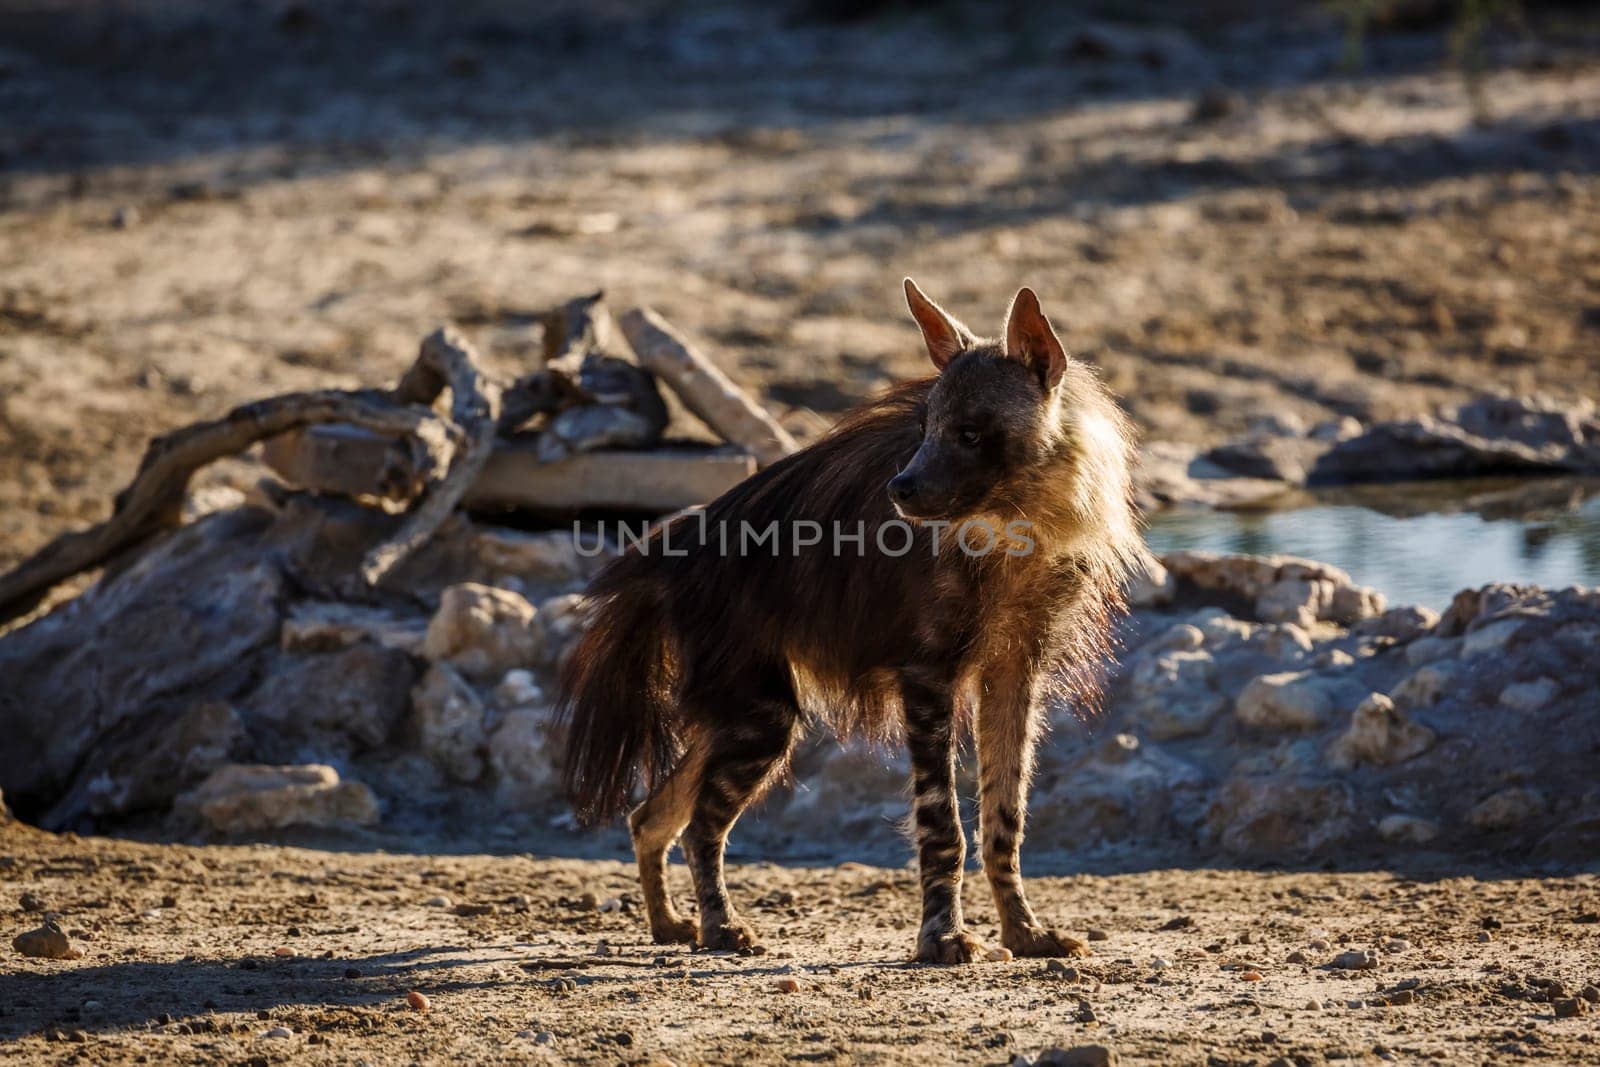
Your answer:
(1003, 286), (1069, 391)
(904, 278), (975, 371)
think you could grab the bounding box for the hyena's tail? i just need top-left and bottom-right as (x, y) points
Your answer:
(558, 564), (680, 826)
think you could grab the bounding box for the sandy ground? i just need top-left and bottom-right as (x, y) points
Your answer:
(3, 821), (1598, 1065)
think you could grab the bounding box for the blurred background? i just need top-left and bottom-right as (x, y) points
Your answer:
(0, 0), (1597, 577)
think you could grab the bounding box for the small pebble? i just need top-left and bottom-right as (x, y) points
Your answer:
(1239, 971), (1263, 982)
(1086, 929), (1109, 942)
(1309, 938), (1331, 951)
(1286, 950), (1310, 964)
(578, 891), (600, 910)
(424, 895), (452, 909)
(985, 946), (1014, 962)
(406, 991), (431, 1013)
(1554, 997), (1587, 1019)
(598, 897), (624, 913)
(1382, 938), (1410, 953)
(12, 923), (81, 960)
(1332, 949), (1377, 971)
(454, 903), (494, 917)
(1385, 989), (1416, 1006)
(261, 1026), (293, 1039)
(772, 977), (801, 994)
(273, 947), (296, 958)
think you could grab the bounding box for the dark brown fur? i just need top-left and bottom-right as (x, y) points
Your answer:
(559, 282), (1148, 961)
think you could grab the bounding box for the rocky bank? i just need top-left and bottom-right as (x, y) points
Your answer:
(1, 486), (1594, 869)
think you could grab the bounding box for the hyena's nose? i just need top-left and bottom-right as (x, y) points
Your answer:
(888, 473), (917, 506)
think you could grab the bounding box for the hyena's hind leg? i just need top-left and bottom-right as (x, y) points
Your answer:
(628, 741), (708, 945)
(679, 671), (801, 951)
(977, 665), (1088, 959)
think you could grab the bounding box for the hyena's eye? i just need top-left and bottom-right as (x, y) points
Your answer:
(957, 426), (982, 447)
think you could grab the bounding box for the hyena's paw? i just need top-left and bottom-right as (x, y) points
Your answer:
(915, 927), (990, 965)
(649, 917), (701, 945)
(699, 920), (760, 952)
(1003, 925), (1091, 959)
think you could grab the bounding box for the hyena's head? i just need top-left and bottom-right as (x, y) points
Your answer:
(887, 278), (1077, 523)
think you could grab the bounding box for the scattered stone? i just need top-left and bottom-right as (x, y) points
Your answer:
(1377, 814), (1440, 846)
(174, 764), (379, 834)
(425, 894), (453, 908)
(1239, 970), (1263, 982)
(12, 921), (81, 960)
(1327, 693), (1435, 770)
(1461, 618), (1525, 659)
(410, 663), (489, 783)
(1404, 636), (1458, 666)
(1235, 672), (1333, 732)
(261, 1026), (294, 1039)
(18, 890), (47, 912)
(1554, 997), (1587, 1019)
(1382, 938), (1410, 953)
(1391, 662), (1461, 709)
(423, 583), (544, 681)
(1159, 916), (1194, 931)
(1468, 787), (1544, 832)
(1086, 929), (1109, 942)
(1499, 677), (1559, 712)
(454, 903), (494, 917)
(772, 977), (801, 993)
(1331, 950), (1377, 971)
(1384, 989), (1416, 1006)
(406, 991), (431, 1013)
(1286, 950), (1310, 964)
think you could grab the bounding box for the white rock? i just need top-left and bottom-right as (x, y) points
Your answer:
(493, 668), (545, 709)
(1468, 787), (1544, 831)
(1391, 661), (1461, 709)
(1235, 672), (1333, 732)
(410, 663), (489, 783)
(1128, 558), (1175, 608)
(1498, 677), (1558, 712)
(488, 705), (561, 809)
(1404, 635), (1459, 666)
(1327, 694), (1435, 770)
(1461, 618), (1525, 659)
(175, 764), (379, 834)
(1377, 814), (1440, 845)
(423, 583), (544, 680)
(1352, 605), (1439, 643)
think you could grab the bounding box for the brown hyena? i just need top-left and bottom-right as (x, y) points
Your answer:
(558, 280), (1149, 963)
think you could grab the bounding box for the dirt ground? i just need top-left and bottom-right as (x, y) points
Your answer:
(3, 2), (1600, 569)
(3, 821), (1598, 1065)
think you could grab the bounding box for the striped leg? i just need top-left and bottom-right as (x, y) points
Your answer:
(978, 668), (1087, 959)
(680, 680), (799, 951)
(904, 672), (986, 964)
(628, 740), (707, 945)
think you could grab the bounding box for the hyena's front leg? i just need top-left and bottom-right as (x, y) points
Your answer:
(977, 669), (1089, 959)
(903, 671), (987, 964)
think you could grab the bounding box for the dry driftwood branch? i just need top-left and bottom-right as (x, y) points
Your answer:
(0, 392), (448, 627)
(263, 424), (757, 515)
(619, 306), (798, 468)
(359, 327), (501, 585)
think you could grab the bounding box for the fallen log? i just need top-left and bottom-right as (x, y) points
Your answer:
(263, 424), (756, 515)
(620, 307), (798, 468)
(361, 327), (500, 585)
(0, 392), (450, 628)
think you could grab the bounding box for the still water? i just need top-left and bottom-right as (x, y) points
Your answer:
(1144, 478), (1600, 610)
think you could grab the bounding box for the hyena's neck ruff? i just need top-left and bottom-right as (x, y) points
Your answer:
(558, 282), (1147, 962)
